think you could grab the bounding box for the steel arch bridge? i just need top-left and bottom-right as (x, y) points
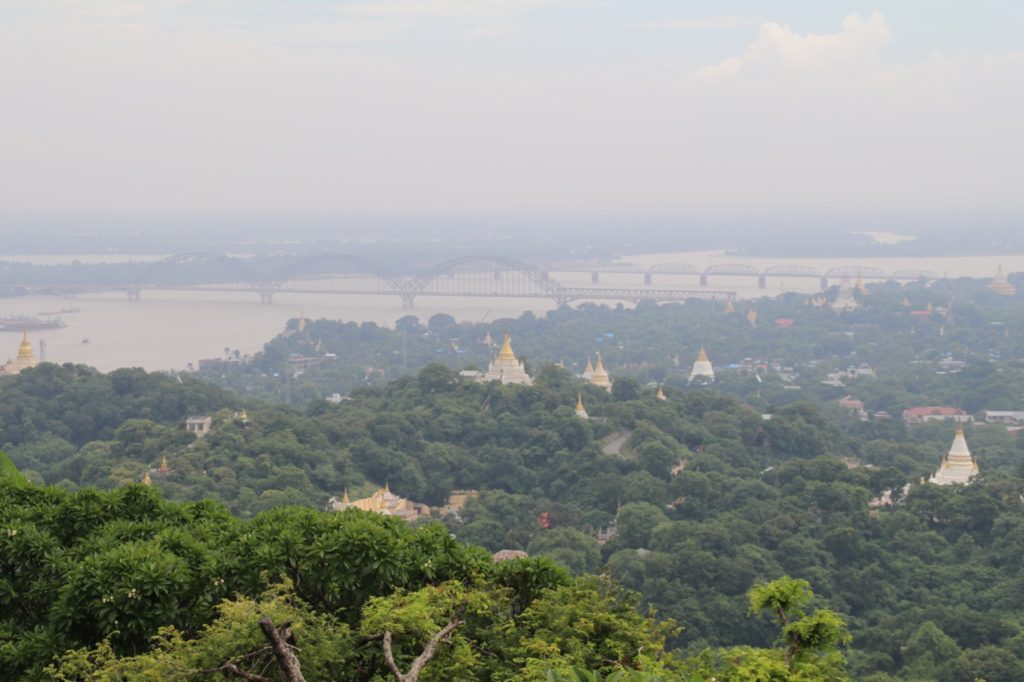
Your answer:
(117, 252), (734, 306)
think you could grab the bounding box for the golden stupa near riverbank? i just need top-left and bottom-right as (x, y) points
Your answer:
(1, 332), (38, 376)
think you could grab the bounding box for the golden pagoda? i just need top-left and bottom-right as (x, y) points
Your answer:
(724, 300), (735, 314)
(582, 357), (594, 379)
(2, 332), (38, 375)
(988, 265), (1016, 296)
(575, 393), (589, 420)
(329, 482), (426, 521)
(159, 454), (171, 474)
(482, 331), (532, 385)
(142, 471), (152, 486)
(656, 385), (667, 401)
(855, 275), (869, 295)
(929, 422), (978, 486)
(902, 295), (912, 307)
(297, 310), (307, 333)
(588, 352), (612, 390)
(747, 308), (758, 326)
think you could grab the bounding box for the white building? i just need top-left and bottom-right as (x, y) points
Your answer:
(929, 423), (979, 486)
(688, 347), (715, 384)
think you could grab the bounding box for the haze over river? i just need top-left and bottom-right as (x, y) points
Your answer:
(2, 251), (1023, 373)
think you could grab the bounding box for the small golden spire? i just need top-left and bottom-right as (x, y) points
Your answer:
(142, 471), (152, 486)
(697, 346), (709, 362)
(342, 487), (350, 504)
(594, 352), (607, 374)
(724, 300), (735, 314)
(297, 310), (307, 333)
(656, 385), (667, 401)
(159, 454), (170, 474)
(955, 420), (965, 436)
(584, 358), (594, 374)
(497, 331), (516, 361)
(902, 295), (911, 307)
(576, 393), (585, 411)
(747, 308), (758, 325)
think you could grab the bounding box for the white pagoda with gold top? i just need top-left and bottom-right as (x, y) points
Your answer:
(929, 422), (979, 486)
(483, 332), (532, 385)
(688, 347), (715, 383)
(575, 393), (589, 419)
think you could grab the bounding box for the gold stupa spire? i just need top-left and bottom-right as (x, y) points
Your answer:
(497, 331), (516, 361)
(342, 487), (350, 504)
(747, 308), (758, 326)
(594, 352), (607, 374)
(575, 393), (588, 419)
(584, 358), (594, 374)
(902, 295), (911, 307)
(297, 310), (307, 333)
(159, 454), (170, 474)
(724, 300), (735, 314)
(142, 471), (152, 486)
(697, 346), (709, 362)
(656, 385), (667, 401)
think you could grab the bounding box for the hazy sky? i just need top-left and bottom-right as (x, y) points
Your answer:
(1, 1), (1022, 223)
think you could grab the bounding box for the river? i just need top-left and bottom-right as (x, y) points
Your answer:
(1, 251), (1022, 372)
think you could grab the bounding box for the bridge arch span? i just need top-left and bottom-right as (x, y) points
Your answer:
(763, 264), (819, 277)
(409, 255), (565, 304)
(704, 263), (761, 276)
(648, 262), (699, 274)
(824, 265), (889, 279)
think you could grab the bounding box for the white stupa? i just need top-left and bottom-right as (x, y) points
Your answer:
(482, 331), (532, 385)
(688, 346), (715, 384)
(929, 422), (979, 486)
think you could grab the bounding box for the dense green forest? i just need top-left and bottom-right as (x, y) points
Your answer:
(1, 477), (856, 680)
(198, 275), (1024, 412)
(3, 279), (1024, 679)
(4, 353), (1024, 678)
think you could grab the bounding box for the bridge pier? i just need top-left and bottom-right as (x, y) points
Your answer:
(125, 288), (141, 301)
(819, 277), (828, 290)
(400, 293), (416, 309)
(591, 271), (599, 284)
(259, 290), (274, 304)
(758, 275), (766, 289)
(644, 272), (652, 286)
(699, 273), (708, 287)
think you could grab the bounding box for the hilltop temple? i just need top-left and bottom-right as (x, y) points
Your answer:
(929, 422), (979, 486)
(688, 347), (715, 384)
(587, 353), (612, 390)
(328, 483), (428, 521)
(988, 266), (1016, 296)
(1, 332), (38, 376)
(482, 332), (532, 385)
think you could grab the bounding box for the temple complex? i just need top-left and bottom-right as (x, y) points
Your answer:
(689, 347), (715, 384)
(832, 279), (860, 312)
(1, 332), (38, 376)
(575, 393), (589, 419)
(929, 422), (979, 486)
(328, 483), (428, 521)
(988, 266), (1016, 296)
(587, 353), (612, 390)
(482, 332), (532, 385)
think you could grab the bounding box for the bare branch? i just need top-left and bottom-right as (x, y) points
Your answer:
(259, 617), (307, 682)
(381, 617), (465, 682)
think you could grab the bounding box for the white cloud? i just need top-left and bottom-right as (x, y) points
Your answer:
(695, 12), (891, 81)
